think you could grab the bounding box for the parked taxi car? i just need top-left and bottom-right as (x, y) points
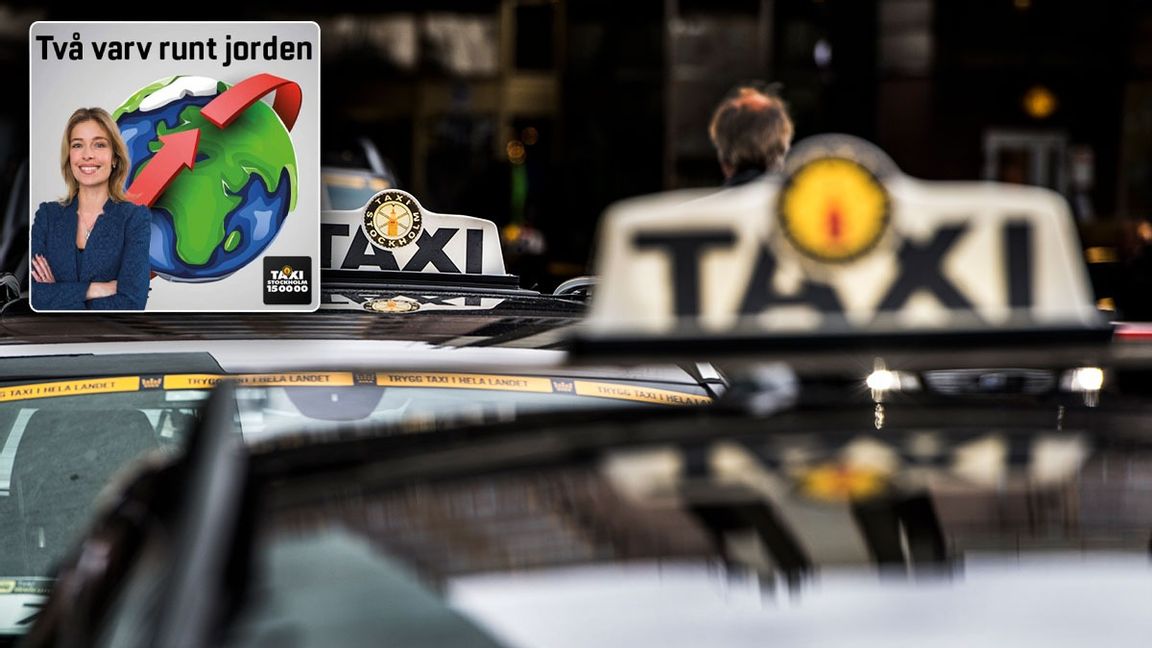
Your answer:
(0, 189), (718, 641)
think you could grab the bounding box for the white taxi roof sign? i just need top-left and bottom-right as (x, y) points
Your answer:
(321, 189), (506, 276)
(585, 134), (1102, 339)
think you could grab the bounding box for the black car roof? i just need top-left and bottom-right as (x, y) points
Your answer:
(0, 285), (584, 349)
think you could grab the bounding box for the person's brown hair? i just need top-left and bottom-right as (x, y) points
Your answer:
(708, 87), (794, 175)
(59, 107), (131, 204)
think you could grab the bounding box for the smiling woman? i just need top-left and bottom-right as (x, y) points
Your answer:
(29, 107), (151, 311)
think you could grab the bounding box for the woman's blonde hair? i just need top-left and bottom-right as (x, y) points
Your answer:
(58, 107), (131, 204)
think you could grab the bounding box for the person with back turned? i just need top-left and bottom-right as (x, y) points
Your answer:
(708, 86), (795, 187)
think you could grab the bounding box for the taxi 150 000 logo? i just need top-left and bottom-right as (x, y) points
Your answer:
(263, 256), (311, 305)
(115, 74), (301, 282)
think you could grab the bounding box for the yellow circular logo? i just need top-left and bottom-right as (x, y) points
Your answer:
(798, 462), (889, 502)
(777, 157), (890, 263)
(363, 298), (421, 313)
(363, 191), (423, 249)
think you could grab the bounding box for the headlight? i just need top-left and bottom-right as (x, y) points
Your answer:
(866, 369), (899, 392)
(1060, 366), (1105, 407)
(1065, 367), (1104, 392)
(865, 368), (919, 402)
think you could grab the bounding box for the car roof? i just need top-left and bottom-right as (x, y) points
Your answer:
(0, 289), (710, 385)
(0, 284), (583, 344)
(0, 269), (601, 380)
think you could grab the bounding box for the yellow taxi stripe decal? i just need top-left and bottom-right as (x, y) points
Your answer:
(572, 380), (713, 406)
(0, 376), (140, 402)
(377, 373), (710, 405)
(375, 372), (555, 393)
(1, 372), (711, 407)
(162, 372), (357, 389)
(0, 578), (52, 595)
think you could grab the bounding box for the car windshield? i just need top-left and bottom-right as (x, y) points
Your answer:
(0, 369), (710, 631)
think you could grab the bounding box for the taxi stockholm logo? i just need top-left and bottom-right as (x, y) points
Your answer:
(273, 265), (302, 280)
(263, 256), (312, 305)
(778, 157), (890, 262)
(364, 190), (423, 249)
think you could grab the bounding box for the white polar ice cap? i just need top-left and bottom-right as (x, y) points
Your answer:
(137, 76), (219, 112)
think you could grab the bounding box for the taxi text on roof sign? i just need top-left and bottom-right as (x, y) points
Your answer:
(587, 135), (1101, 335)
(321, 189), (507, 276)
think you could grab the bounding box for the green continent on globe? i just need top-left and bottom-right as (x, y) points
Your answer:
(134, 81), (297, 267)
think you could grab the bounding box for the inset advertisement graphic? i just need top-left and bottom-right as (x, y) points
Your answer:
(29, 22), (319, 311)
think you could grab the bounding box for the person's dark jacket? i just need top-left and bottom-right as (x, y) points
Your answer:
(30, 197), (151, 310)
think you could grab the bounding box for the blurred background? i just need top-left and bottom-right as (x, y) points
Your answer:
(1, 0), (1151, 301)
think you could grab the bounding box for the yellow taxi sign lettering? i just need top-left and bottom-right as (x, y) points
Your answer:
(163, 372), (356, 390)
(0, 376), (140, 403)
(0, 372), (711, 410)
(587, 134), (1100, 334)
(376, 372), (555, 393)
(374, 373), (709, 405)
(572, 380), (713, 406)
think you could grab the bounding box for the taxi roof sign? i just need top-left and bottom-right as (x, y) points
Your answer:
(321, 189), (506, 277)
(584, 135), (1102, 342)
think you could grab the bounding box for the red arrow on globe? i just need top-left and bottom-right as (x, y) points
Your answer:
(126, 129), (201, 207)
(200, 73), (303, 131)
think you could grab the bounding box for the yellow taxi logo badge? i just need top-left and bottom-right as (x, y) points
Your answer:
(799, 462), (889, 502)
(778, 157), (890, 263)
(363, 190), (424, 250)
(363, 297), (421, 313)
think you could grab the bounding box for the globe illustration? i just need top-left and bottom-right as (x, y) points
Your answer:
(113, 76), (297, 281)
